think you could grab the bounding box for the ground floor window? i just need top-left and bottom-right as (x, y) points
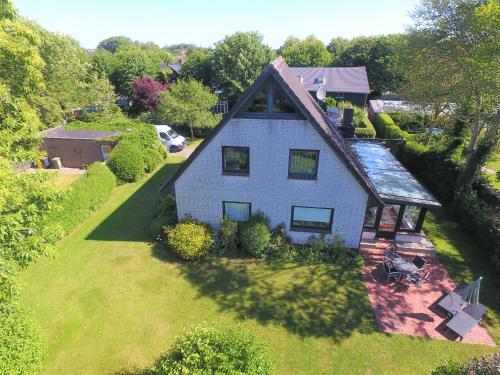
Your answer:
(290, 206), (333, 233)
(223, 201), (251, 221)
(401, 205), (421, 231)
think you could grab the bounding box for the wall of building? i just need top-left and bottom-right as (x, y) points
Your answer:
(41, 138), (115, 168)
(174, 118), (369, 248)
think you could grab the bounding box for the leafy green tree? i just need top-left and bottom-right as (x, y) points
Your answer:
(408, 0), (499, 185)
(327, 37), (350, 60)
(279, 35), (332, 67)
(97, 35), (134, 52)
(156, 80), (221, 139)
(333, 35), (406, 93)
(211, 32), (275, 102)
(180, 49), (214, 87)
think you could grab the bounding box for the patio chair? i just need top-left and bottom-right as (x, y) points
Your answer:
(384, 246), (394, 260)
(382, 259), (401, 283)
(412, 255), (427, 270)
(445, 303), (487, 340)
(406, 271), (430, 288)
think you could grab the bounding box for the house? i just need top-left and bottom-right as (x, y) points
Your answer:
(41, 126), (121, 168)
(160, 57), (440, 249)
(290, 66), (370, 107)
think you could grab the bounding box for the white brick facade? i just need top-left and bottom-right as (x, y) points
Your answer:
(174, 118), (369, 248)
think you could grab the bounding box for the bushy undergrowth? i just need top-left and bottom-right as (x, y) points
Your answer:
(106, 125), (167, 182)
(167, 221), (215, 260)
(0, 305), (45, 375)
(107, 141), (145, 183)
(48, 162), (116, 234)
(219, 214), (362, 266)
(150, 195), (178, 241)
(430, 352), (500, 375)
(155, 325), (273, 375)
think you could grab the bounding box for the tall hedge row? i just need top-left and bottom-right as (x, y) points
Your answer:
(48, 162), (116, 234)
(373, 113), (499, 266)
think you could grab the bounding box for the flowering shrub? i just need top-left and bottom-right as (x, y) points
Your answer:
(167, 221), (214, 260)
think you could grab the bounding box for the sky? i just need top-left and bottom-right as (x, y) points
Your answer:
(14, 0), (421, 49)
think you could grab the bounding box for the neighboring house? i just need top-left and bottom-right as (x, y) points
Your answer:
(160, 58), (439, 249)
(41, 126), (121, 168)
(290, 66), (370, 106)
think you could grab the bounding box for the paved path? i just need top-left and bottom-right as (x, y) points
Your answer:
(360, 241), (495, 346)
(24, 167), (86, 174)
(171, 140), (201, 158)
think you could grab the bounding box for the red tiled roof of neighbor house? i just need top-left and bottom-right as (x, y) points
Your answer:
(291, 66), (370, 94)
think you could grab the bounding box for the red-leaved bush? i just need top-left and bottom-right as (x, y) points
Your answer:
(131, 75), (168, 113)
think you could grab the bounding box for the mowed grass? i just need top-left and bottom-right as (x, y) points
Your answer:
(424, 210), (500, 343)
(20, 158), (496, 375)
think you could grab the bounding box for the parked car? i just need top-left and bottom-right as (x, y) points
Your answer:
(155, 125), (186, 152)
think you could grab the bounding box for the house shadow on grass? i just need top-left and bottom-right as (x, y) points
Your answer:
(153, 246), (378, 342)
(86, 160), (184, 242)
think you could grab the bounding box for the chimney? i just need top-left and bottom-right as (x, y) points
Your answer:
(342, 107), (354, 126)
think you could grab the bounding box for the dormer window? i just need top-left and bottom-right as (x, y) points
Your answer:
(315, 76), (325, 84)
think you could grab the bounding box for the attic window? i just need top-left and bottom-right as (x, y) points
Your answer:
(239, 83), (300, 118)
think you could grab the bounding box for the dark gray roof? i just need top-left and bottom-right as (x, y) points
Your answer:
(40, 125), (122, 140)
(161, 57), (381, 204)
(350, 140), (441, 208)
(291, 66), (370, 94)
(160, 62), (182, 73)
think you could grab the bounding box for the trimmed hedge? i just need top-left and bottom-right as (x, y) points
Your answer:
(167, 221), (215, 260)
(0, 305), (45, 375)
(354, 116), (376, 138)
(107, 141), (145, 183)
(48, 162), (116, 235)
(239, 214), (272, 258)
(373, 112), (499, 265)
(155, 325), (273, 375)
(143, 148), (161, 172)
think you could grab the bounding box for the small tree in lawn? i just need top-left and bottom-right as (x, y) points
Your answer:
(130, 75), (168, 114)
(156, 80), (221, 139)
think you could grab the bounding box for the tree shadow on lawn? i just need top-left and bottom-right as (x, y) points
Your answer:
(153, 247), (378, 342)
(86, 160), (184, 242)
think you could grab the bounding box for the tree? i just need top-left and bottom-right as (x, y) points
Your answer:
(333, 35), (406, 93)
(180, 49), (214, 87)
(101, 44), (171, 95)
(130, 75), (168, 114)
(97, 36), (134, 53)
(327, 37), (350, 60)
(211, 32), (275, 102)
(279, 35), (332, 67)
(156, 80), (221, 139)
(409, 0), (500, 186)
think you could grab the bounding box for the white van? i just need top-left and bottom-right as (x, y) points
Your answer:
(155, 125), (186, 152)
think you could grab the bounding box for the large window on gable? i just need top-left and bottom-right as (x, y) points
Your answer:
(223, 201), (251, 221)
(291, 206), (334, 233)
(239, 83), (301, 117)
(288, 149), (319, 179)
(222, 146), (249, 175)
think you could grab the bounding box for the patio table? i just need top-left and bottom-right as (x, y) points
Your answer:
(391, 257), (418, 274)
(438, 292), (465, 317)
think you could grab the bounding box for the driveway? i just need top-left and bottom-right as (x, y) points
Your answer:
(170, 139), (203, 158)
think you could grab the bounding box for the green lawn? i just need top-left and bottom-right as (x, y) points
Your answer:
(424, 210), (500, 343)
(20, 158), (496, 375)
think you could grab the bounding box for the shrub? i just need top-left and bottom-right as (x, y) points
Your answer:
(167, 221), (214, 260)
(0, 305), (45, 375)
(430, 352), (500, 375)
(150, 195), (178, 241)
(155, 325), (273, 375)
(121, 125), (158, 150)
(107, 141), (145, 183)
(142, 148), (161, 172)
(239, 214), (271, 258)
(48, 163), (116, 234)
(218, 217), (239, 255)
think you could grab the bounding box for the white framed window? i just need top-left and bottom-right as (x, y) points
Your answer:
(223, 201), (251, 221)
(291, 206), (333, 233)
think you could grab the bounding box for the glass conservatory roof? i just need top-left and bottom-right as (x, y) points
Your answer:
(351, 141), (441, 208)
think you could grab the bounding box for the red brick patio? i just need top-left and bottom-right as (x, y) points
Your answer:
(360, 239), (495, 346)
